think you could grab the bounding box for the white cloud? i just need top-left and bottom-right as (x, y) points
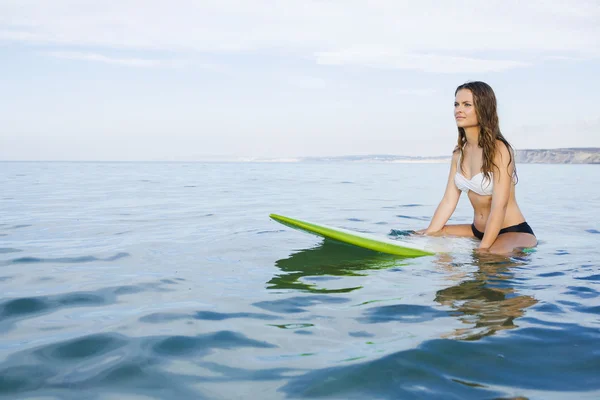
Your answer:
(0, 29), (39, 41)
(45, 51), (186, 68)
(316, 51), (530, 73)
(0, 0), (598, 73)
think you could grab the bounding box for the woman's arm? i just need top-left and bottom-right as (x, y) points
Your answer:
(479, 142), (513, 249)
(423, 151), (462, 234)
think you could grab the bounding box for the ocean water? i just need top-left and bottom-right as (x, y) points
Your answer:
(1, 161), (599, 400)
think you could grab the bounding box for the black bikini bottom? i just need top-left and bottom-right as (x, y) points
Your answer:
(471, 222), (535, 240)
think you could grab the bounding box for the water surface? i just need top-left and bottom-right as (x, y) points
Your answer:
(1, 162), (599, 399)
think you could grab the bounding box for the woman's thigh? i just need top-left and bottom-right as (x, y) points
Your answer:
(441, 224), (475, 238)
(489, 233), (537, 254)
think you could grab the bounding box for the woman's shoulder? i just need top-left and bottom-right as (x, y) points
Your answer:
(494, 139), (513, 163)
(452, 145), (461, 157)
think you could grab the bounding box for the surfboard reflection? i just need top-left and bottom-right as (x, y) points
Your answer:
(434, 252), (538, 341)
(269, 240), (406, 293)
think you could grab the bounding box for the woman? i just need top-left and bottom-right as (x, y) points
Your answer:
(417, 81), (537, 255)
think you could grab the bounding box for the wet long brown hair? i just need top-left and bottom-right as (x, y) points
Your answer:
(455, 81), (517, 184)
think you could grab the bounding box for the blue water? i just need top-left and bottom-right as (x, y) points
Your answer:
(1, 161), (599, 399)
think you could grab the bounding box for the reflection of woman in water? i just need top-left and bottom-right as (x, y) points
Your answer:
(417, 81), (537, 255)
(435, 253), (537, 340)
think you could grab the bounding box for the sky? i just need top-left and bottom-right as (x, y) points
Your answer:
(1, 0), (599, 161)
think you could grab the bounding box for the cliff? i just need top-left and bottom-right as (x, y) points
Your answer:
(515, 148), (600, 164)
(246, 148), (600, 164)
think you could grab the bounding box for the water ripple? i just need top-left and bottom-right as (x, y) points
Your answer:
(152, 331), (276, 357)
(6, 252), (130, 265)
(253, 295), (350, 314)
(0, 248), (21, 254)
(280, 324), (600, 398)
(358, 304), (448, 324)
(0, 330), (277, 398)
(396, 214), (429, 221)
(564, 286), (599, 299)
(140, 310), (280, 323)
(0, 282), (177, 332)
(575, 274), (600, 281)
(9, 224), (32, 229)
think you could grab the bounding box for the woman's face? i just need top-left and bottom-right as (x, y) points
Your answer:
(454, 89), (478, 128)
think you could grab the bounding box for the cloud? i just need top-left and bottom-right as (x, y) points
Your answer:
(316, 51), (530, 73)
(0, 29), (40, 41)
(1, 0), (598, 73)
(45, 51), (186, 68)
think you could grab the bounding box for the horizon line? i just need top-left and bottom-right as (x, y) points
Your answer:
(2, 146), (600, 163)
(1, 146), (599, 163)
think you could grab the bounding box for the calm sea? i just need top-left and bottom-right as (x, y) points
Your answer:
(1, 161), (599, 399)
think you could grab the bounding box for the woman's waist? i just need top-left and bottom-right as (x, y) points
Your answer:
(472, 204), (526, 228)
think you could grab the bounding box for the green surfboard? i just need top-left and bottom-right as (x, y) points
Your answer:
(270, 214), (435, 258)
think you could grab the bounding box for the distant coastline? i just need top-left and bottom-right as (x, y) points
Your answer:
(2, 148), (599, 164)
(514, 148), (600, 164)
(244, 148), (600, 164)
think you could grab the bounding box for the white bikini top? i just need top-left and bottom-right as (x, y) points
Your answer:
(454, 155), (493, 196)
